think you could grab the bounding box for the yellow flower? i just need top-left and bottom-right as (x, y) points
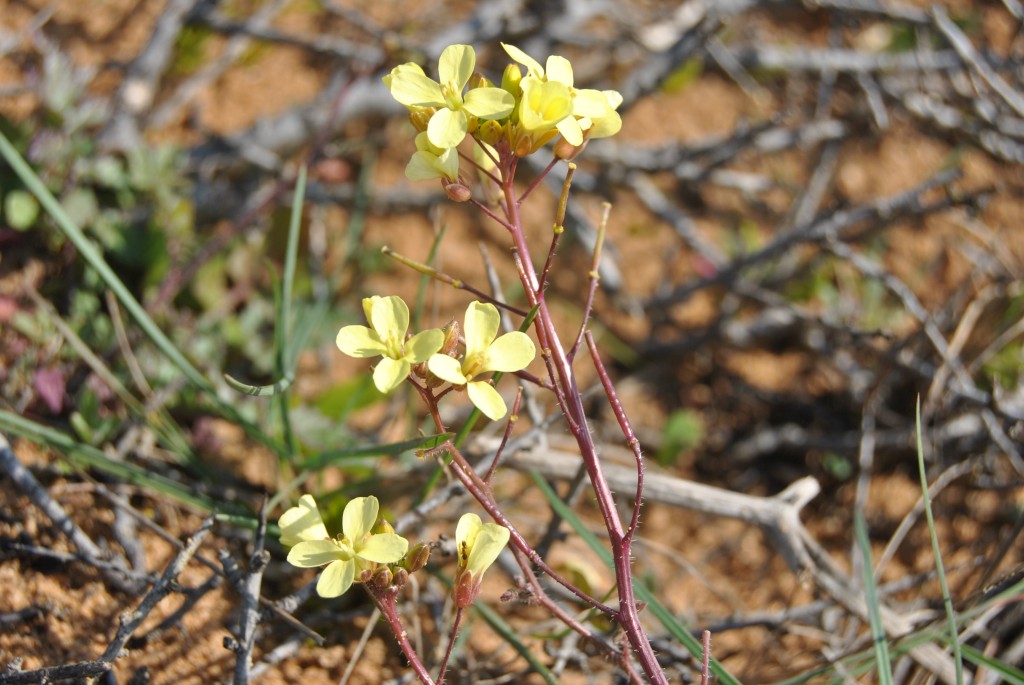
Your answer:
(336, 295), (443, 394)
(386, 45), (514, 149)
(405, 132), (460, 182)
(427, 301), (535, 420)
(453, 513), (510, 608)
(279, 495), (409, 598)
(501, 43), (622, 143)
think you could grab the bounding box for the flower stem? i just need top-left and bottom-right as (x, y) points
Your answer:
(368, 586), (436, 685)
(435, 607), (463, 685)
(496, 154), (668, 685)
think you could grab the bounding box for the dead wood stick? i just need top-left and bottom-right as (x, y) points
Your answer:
(228, 501), (270, 685)
(0, 659), (111, 684)
(932, 6), (1024, 119)
(100, 517), (214, 664)
(0, 433), (144, 594)
(503, 447), (820, 574)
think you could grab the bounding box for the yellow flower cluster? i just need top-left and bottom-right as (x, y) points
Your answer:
(336, 295), (535, 421)
(385, 44), (622, 184)
(279, 495), (509, 605)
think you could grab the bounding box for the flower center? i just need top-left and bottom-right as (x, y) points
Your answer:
(440, 81), (464, 110)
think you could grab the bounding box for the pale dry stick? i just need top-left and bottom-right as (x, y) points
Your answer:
(932, 6), (1024, 119)
(824, 236), (987, 406)
(504, 448), (821, 575)
(925, 284), (1001, 412)
(734, 45), (960, 74)
(90, 481), (324, 644)
(99, 0), (199, 150)
(100, 517), (214, 663)
(796, 526), (960, 684)
(190, 4), (386, 61)
(0, 433), (145, 594)
(230, 501), (271, 685)
(650, 169), (964, 310)
(874, 460), (976, 580)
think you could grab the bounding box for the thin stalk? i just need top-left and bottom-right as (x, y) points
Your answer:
(435, 607), (464, 685)
(586, 331), (645, 543)
(367, 586), (436, 685)
(483, 387), (522, 484)
(496, 154), (667, 684)
(519, 155), (560, 203)
(569, 203), (610, 362)
(537, 163), (576, 295)
(382, 246), (528, 317)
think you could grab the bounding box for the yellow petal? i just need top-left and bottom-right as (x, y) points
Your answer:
(343, 496), (380, 541)
(368, 296), (409, 342)
(336, 325), (387, 358)
(428, 353), (468, 385)
(456, 512), (482, 565)
(465, 521), (510, 576)
(501, 43), (544, 79)
(484, 331), (535, 373)
(287, 539), (344, 568)
(278, 494), (329, 547)
(438, 44), (475, 90)
(467, 380), (507, 420)
(372, 357), (410, 394)
(358, 532), (409, 563)
(317, 559), (355, 597)
(464, 301), (500, 360)
(545, 55), (574, 86)
(427, 107), (468, 149)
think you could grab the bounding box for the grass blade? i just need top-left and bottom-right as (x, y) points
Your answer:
(0, 129), (283, 459)
(0, 410), (231, 515)
(915, 397), (964, 684)
(854, 511), (894, 685)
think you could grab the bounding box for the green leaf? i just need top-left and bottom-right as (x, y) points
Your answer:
(656, 409), (704, 466)
(661, 58), (704, 93)
(4, 189), (40, 230)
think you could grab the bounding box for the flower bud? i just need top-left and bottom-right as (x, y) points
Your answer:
(374, 518), (396, 536)
(453, 568), (481, 609)
(512, 132), (533, 158)
(554, 137), (587, 161)
(404, 542), (432, 573)
(371, 566), (394, 591)
(393, 567), (409, 589)
(444, 182), (472, 203)
(440, 320), (461, 357)
(408, 108), (432, 132)
(501, 64), (522, 97)
(476, 120), (504, 147)
(469, 72), (494, 90)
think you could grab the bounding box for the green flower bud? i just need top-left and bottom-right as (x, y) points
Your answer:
(501, 64), (522, 97)
(476, 120), (504, 147)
